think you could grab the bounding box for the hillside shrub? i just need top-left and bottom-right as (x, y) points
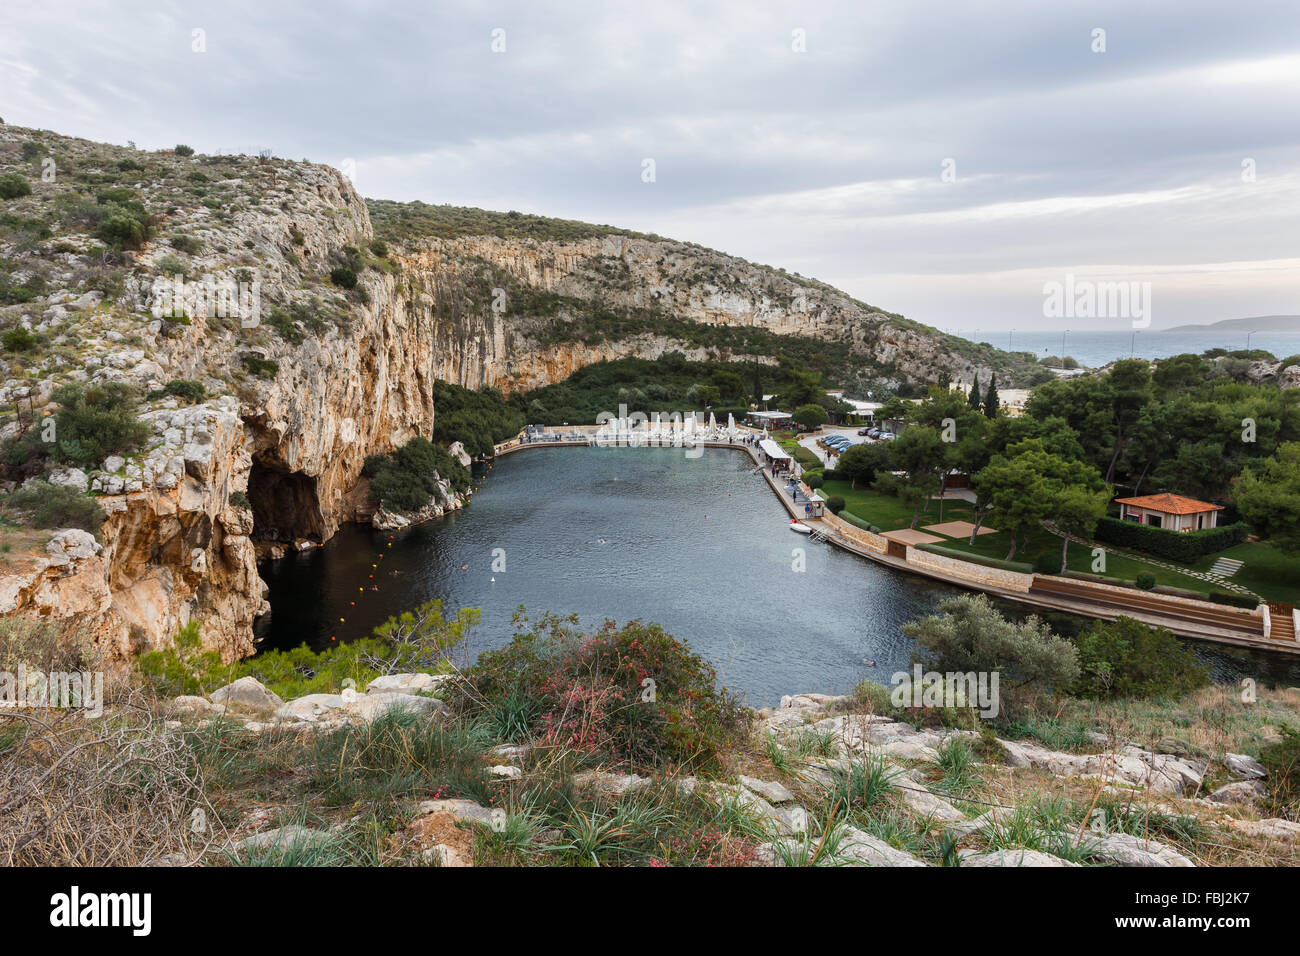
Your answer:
(1135, 571), (1156, 590)
(1071, 616), (1209, 699)
(454, 612), (749, 770)
(329, 266), (357, 289)
(0, 173), (32, 200)
(46, 382), (151, 469)
(3, 482), (105, 532)
(825, 494), (846, 514)
(364, 437), (470, 512)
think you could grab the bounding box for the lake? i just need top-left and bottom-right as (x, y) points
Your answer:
(257, 445), (1300, 706)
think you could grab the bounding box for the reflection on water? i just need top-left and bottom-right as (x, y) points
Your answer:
(257, 446), (1299, 707)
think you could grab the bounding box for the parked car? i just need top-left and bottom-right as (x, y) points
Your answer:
(867, 428), (882, 438)
(878, 431), (896, 441)
(857, 428), (872, 436)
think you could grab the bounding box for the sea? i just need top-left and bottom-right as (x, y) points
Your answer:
(954, 329), (1300, 370)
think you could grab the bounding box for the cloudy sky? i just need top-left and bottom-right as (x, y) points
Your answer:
(3, 0), (1299, 333)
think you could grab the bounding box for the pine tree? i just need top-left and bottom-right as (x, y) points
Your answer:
(984, 374), (1000, 418)
(968, 373), (982, 411)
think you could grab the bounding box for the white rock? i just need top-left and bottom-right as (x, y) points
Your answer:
(365, 673), (450, 695)
(275, 693), (345, 722)
(489, 765), (522, 779)
(345, 691), (446, 722)
(209, 676), (284, 713)
(739, 775), (795, 804)
(960, 848), (1079, 867)
(838, 826), (927, 867)
(1223, 753), (1267, 780)
(415, 799), (496, 826)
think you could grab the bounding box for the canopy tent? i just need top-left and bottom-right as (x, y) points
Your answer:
(758, 438), (791, 460)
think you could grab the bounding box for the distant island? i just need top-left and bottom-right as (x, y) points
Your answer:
(1162, 315), (1300, 333)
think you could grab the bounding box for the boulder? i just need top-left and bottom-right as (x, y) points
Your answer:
(1223, 753), (1267, 780)
(1083, 831), (1195, 867)
(1207, 780), (1266, 806)
(960, 848), (1079, 867)
(365, 673), (450, 695)
(346, 692), (447, 722)
(44, 529), (102, 565)
(838, 827), (927, 867)
(1228, 818), (1300, 841)
(234, 824), (332, 853)
(209, 676), (284, 714)
(275, 693), (345, 722)
(414, 799), (497, 827)
(168, 695), (226, 717)
(739, 775), (795, 804)
(572, 770), (651, 796)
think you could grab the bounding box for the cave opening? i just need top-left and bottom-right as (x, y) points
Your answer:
(247, 459), (325, 545)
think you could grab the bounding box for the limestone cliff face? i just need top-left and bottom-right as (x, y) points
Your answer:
(394, 234), (1004, 396)
(0, 126), (1030, 663)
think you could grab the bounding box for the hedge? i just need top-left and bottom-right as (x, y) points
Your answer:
(916, 543), (1033, 574)
(836, 511), (879, 533)
(1093, 516), (1250, 563)
(1209, 590), (1259, 609)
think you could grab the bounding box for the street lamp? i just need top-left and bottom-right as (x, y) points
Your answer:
(1130, 330), (1139, 357)
(1061, 329), (1069, 363)
(1247, 330), (1258, 351)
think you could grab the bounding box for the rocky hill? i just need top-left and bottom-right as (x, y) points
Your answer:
(0, 125), (1040, 662)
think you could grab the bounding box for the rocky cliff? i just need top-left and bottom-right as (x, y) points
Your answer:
(0, 126), (1037, 662)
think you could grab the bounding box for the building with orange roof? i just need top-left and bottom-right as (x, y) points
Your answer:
(1114, 493), (1224, 532)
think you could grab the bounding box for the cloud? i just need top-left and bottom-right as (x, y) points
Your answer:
(2, 0), (1298, 329)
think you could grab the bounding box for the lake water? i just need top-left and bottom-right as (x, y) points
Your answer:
(258, 445), (1300, 706)
(957, 329), (1300, 369)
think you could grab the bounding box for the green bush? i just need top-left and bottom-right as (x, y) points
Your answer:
(825, 494), (846, 514)
(2, 326), (36, 352)
(1209, 590), (1259, 609)
(1094, 516), (1250, 563)
(46, 382), (151, 469)
(1033, 551), (1059, 574)
(147, 379), (205, 404)
(454, 612), (749, 770)
(138, 601), (477, 700)
(241, 355), (279, 378)
(174, 144), (195, 156)
(1072, 616), (1209, 699)
(1135, 571), (1156, 590)
(804, 473), (824, 490)
(329, 266), (357, 289)
(431, 381), (524, 458)
(3, 481), (105, 532)
(364, 436), (470, 512)
(822, 468), (843, 481)
(0, 173), (32, 200)
(169, 235), (202, 254)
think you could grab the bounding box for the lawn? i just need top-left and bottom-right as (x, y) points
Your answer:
(821, 480), (975, 532)
(1191, 541), (1300, 605)
(824, 481), (1223, 595)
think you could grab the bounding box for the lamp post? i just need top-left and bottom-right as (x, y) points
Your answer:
(1061, 329), (1069, 364)
(1130, 330), (1139, 357)
(1247, 330), (1258, 351)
